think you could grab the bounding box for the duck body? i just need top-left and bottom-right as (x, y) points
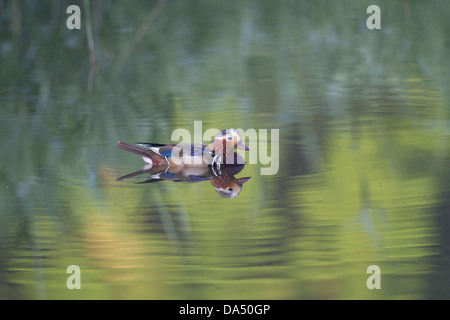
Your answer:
(117, 128), (249, 168)
(117, 141), (217, 168)
(135, 142), (216, 166)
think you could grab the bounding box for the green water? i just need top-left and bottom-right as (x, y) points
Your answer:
(1, 0), (450, 299)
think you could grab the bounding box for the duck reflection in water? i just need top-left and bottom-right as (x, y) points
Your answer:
(116, 159), (251, 198)
(116, 129), (251, 198)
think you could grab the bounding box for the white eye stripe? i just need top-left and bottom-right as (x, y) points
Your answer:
(214, 129), (241, 141)
(215, 134), (235, 140)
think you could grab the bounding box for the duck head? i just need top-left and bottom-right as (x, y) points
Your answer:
(212, 176), (252, 199)
(208, 128), (250, 154)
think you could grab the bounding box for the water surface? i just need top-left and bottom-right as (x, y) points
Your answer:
(1, 0), (449, 299)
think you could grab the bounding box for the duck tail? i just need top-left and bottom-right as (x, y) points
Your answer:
(117, 141), (168, 166)
(117, 141), (152, 157)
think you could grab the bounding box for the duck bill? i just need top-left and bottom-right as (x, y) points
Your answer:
(236, 141), (250, 151)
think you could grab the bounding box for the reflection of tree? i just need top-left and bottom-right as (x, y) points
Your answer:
(0, 0), (449, 299)
(427, 156), (450, 299)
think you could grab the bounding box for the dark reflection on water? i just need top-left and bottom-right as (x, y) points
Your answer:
(1, 0), (450, 299)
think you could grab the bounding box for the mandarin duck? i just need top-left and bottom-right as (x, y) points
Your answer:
(117, 128), (249, 168)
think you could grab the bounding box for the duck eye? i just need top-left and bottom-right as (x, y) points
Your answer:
(227, 187), (233, 191)
(227, 137), (233, 141)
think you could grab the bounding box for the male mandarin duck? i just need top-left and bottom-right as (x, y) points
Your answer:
(117, 128), (249, 168)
